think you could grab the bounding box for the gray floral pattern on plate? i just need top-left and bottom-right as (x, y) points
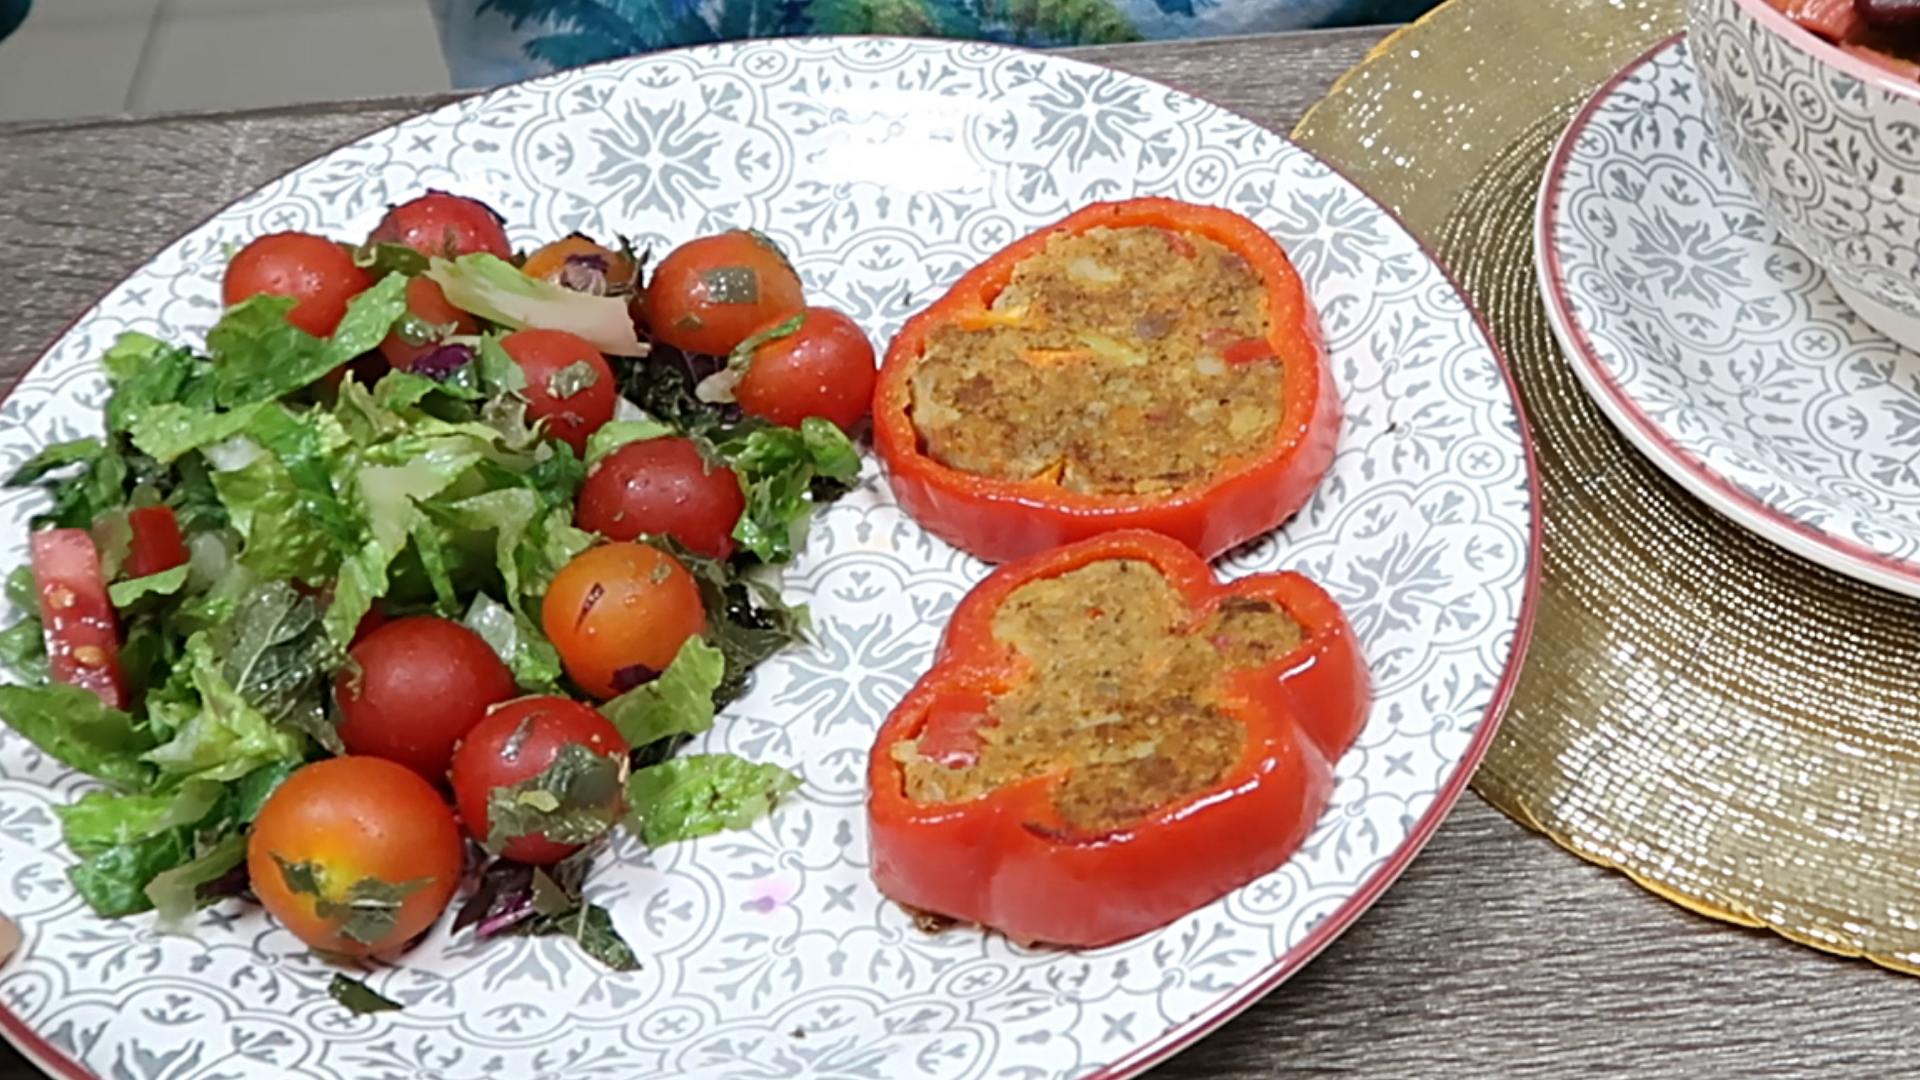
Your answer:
(0, 37), (1536, 1080)
(1540, 36), (1920, 595)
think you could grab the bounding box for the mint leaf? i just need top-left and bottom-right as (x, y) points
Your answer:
(329, 974), (404, 1015)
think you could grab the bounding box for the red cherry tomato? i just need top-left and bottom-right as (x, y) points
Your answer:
(644, 231), (805, 357)
(30, 529), (126, 709)
(449, 696), (630, 866)
(734, 306), (877, 432)
(222, 232), (371, 338)
(368, 191), (513, 261)
(498, 328), (618, 456)
(541, 543), (706, 700)
(378, 276), (478, 371)
(576, 437), (745, 561)
(124, 507), (189, 581)
(333, 616), (520, 783)
(247, 756), (464, 957)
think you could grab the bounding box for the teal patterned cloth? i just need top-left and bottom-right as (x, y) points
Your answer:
(427, 0), (1439, 88)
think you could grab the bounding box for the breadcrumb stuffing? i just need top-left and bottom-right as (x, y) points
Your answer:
(896, 559), (1304, 831)
(907, 225), (1284, 497)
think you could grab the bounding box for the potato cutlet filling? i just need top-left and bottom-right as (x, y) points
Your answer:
(894, 559), (1304, 831)
(907, 225), (1284, 497)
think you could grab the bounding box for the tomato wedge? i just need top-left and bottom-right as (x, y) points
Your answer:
(31, 529), (128, 710)
(124, 507), (189, 581)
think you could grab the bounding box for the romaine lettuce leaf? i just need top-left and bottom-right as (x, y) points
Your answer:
(583, 418), (674, 467)
(462, 592), (564, 691)
(68, 828), (190, 917)
(55, 780), (221, 857)
(718, 417), (860, 563)
(0, 683), (156, 790)
(142, 633), (309, 783)
(424, 254), (646, 357)
(207, 276), (407, 406)
(601, 636), (725, 748)
(624, 753), (801, 846)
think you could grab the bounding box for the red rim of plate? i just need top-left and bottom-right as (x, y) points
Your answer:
(0, 35), (1545, 1080)
(1536, 31), (1920, 598)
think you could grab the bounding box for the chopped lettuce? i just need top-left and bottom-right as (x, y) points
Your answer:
(720, 418), (860, 562)
(425, 254), (646, 357)
(601, 637), (725, 749)
(462, 592), (564, 691)
(146, 833), (248, 930)
(207, 277), (407, 407)
(625, 753), (801, 846)
(142, 633), (309, 783)
(109, 564), (190, 609)
(56, 781), (221, 856)
(0, 684), (156, 790)
(583, 418), (674, 466)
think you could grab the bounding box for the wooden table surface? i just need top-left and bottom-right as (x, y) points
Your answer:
(2, 24), (1915, 1080)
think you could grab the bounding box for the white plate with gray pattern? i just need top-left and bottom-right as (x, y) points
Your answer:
(0, 37), (1538, 1080)
(1539, 34), (1920, 596)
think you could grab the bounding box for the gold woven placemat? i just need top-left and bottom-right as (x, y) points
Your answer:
(1294, 0), (1920, 974)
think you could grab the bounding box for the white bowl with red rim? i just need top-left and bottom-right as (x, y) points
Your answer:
(1687, 0), (1920, 348)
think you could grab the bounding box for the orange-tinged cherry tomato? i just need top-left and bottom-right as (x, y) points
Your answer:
(734, 306), (877, 432)
(499, 328), (618, 456)
(450, 696), (630, 866)
(644, 230), (805, 357)
(222, 232), (371, 339)
(576, 437), (745, 560)
(522, 233), (637, 294)
(378, 276), (478, 371)
(246, 756), (464, 957)
(368, 191), (513, 260)
(334, 616), (520, 783)
(542, 542), (706, 700)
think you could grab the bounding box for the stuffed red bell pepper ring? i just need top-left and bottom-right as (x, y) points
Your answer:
(867, 529), (1371, 949)
(873, 197), (1340, 563)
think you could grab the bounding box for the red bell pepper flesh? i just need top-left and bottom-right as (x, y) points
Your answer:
(31, 529), (129, 710)
(872, 197), (1340, 564)
(867, 529), (1371, 948)
(124, 506), (190, 581)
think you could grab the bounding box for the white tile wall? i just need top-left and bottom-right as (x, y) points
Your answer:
(0, 0), (451, 123)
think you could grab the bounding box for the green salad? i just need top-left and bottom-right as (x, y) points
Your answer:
(0, 191), (877, 1008)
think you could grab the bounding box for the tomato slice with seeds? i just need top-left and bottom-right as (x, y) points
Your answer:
(31, 529), (127, 710)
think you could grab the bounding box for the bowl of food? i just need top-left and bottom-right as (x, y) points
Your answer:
(1687, 0), (1920, 348)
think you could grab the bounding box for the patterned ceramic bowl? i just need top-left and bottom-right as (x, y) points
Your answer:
(1686, 0), (1920, 348)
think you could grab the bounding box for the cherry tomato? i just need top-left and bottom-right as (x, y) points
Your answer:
(247, 756), (464, 957)
(30, 529), (125, 709)
(333, 616), (520, 782)
(368, 191), (513, 261)
(499, 329), (618, 456)
(522, 233), (637, 294)
(576, 437), (745, 561)
(124, 507), (189, 581)
(222, 232), (371, 339)
(542, 542), (706, 700)
(378, 276), (478, 371)
(734, 306), (877, 432)
(450, 696), (630, 866)
(644, 230), (805, 357)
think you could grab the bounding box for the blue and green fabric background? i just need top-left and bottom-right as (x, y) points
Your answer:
(429, 0), (1440, 87)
